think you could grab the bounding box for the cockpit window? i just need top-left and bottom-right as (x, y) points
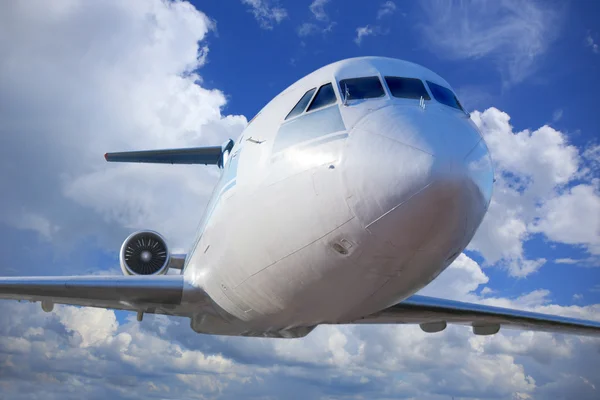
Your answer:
(339, 76), (385, 101)
(307, 83), (336, 112)
(426, 81), (464, 111)
(385, 77), (430, 100)
(286, 87), (316, 120)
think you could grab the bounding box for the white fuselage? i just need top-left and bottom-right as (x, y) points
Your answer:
(182, 57), (493, 337)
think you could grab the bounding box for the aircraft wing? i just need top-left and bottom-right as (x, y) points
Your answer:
(0, 275), (206, 317)
(352, 295), (600, 336)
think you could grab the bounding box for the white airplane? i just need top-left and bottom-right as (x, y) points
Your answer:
(1, 57), (599, 338)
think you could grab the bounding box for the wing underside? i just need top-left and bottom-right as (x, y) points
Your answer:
(351, 295), (600, 336)
(0, 275), (203, 317)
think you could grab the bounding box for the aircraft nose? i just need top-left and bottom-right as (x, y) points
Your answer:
(341, 105), (493, 258)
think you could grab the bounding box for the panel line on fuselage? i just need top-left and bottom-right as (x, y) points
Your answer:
(233, 216), (357, 289)
(184, 147), (242, 268)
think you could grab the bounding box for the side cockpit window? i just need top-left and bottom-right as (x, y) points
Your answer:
(426, 81), (464, 111)
(286, 87), (316, 120)
(307, 83), (336, 112)
(385, 77), (430, 100)
(339, 76), (385, 101)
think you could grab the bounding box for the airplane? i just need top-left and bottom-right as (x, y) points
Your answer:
(1, 56), (599, 338)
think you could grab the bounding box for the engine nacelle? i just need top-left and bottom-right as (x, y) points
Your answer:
(119, 230), (170, 276)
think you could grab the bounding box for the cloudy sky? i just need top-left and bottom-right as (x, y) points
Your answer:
(0, 0), (599, 399)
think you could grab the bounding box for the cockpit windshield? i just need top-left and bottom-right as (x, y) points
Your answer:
(339, 76), (385, 101)
(307, 83), (337, 111)
(426, 81), (464, 111)
(286, 87), (316, 120)
(385, 77), (430, 100)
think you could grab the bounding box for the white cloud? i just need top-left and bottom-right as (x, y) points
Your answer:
(2, 288), (599, 399)
(377, 1), (397, 20)
(419, 0), (560, 85)
(354, 25), (374, 45)
(556, 258), (579, 264)
(555, 256), (600, 268)
(586, 31), (599, 54)
(297, 0), (335, 38)
(582, 144), (600, 178)
(0, 0), (247, 252)
(353, 3), (395, 46)
(477, 111), (578, 192)
(4, 211), (60, 240)
(0, 302), (238, 399)
(57, 306), (119, 347)
(241, 0), (288, 30)
(481, 287), (495, 296)
(354, 25), (389, 45)
(468, 108), (598, 277)
(531, 184), (600, 254)
(419, 253), (489, 300)
(309, 0), (330, 22)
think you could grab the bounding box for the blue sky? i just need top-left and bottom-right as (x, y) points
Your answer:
(198, 1), (600, 139)
(0, 1), (599, 399)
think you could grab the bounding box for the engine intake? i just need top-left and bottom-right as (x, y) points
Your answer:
(120, 230), (170, 276)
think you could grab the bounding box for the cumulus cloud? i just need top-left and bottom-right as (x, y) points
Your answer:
(2, 254), (599, 399)
(241, 0), (288, 30)
(0, 303), (239, 399)
(419, 253), (489, 300)
(469, 108), (599, 276)
(0, 0), (247, 254)
(419, 0), (560, 86)
(531, 184), (600, 254)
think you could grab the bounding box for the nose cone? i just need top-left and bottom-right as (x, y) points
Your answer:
(341, 105), (493, 259)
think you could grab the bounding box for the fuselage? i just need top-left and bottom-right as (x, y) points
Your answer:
(182, 57), (494, 337)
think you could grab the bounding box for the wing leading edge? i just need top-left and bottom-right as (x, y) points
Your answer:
(104, 140), (235, 167)
(0, 275), (203, 317)
(104, 146), (223, 165)
(352, 295), (600, 336)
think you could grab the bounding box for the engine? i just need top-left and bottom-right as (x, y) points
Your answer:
(119, 230), (170, 276)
